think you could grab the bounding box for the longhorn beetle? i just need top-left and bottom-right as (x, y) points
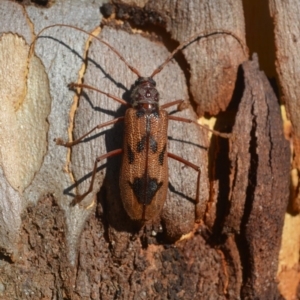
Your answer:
(30, 25), (246, 223)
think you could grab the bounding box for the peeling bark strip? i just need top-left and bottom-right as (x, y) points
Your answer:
(269, 0), (300, 216)
(225, 54), (290, 299)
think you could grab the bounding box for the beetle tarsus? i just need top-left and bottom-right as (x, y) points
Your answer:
(70, 195), (84, 207)
(67, 82), (76, 89)
(54, 138), (65, 146)
(54, 138), (71, 148)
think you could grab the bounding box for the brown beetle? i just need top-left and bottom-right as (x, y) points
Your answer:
(30, 25), (246, 223)
(119, 77), (169, 221)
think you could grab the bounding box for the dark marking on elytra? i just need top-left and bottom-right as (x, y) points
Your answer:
(136, 110), (145, 118)
(158, 144), (166, 165)
(127, 144), (134, 164)
(150, 136), (157, 153)
(137, 135), (147, 153)
(152, 111), (159, 118)
(128, 175), (163, 205)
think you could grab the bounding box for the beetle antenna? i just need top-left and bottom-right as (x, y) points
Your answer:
(150, 30), (248, 78)
(29, 24), (142, 77)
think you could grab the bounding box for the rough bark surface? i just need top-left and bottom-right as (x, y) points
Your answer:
(269, 0), (300, 215)
(0, 0), (293, 299)
(268, 2), (300, 298)
(226, 54), (290, 299)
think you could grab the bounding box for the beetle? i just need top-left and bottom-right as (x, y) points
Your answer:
(30, 25), (246, 223)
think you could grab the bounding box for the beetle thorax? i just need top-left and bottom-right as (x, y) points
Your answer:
(131, 77), (159, 111)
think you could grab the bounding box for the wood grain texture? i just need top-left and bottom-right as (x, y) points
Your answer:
(0, 0), (105, 261)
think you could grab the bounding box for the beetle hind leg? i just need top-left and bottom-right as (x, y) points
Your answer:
(167, 152), (201, 222)
(70, 149), (123, 207)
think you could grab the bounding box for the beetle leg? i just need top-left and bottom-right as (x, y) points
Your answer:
(167, 152), (201, 222)
(71, 148), (123, 206)
(56, 117), (124, 147)
(160, 99), (185, 109)
(68, 82), (130, 107)
(168, 115), (232, 138)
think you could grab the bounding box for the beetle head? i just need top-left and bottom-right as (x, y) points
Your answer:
(131, 77), (159, 110)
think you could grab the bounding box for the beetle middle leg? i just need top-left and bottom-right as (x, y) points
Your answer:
(168, 115), (232, 138)
(55, 116), (124, 147)
(161, 99), (232, 138)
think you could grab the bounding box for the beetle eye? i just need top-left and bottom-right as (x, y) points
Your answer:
(149, 78), (156, 86)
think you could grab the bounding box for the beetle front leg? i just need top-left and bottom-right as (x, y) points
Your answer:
(167, 152), (201, 222)
(160, 99), (186, 110)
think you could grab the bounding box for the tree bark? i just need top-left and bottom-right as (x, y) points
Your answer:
(0, 0), (292, 299)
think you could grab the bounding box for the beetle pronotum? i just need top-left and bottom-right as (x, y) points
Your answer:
(30, 24), (246, 223)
